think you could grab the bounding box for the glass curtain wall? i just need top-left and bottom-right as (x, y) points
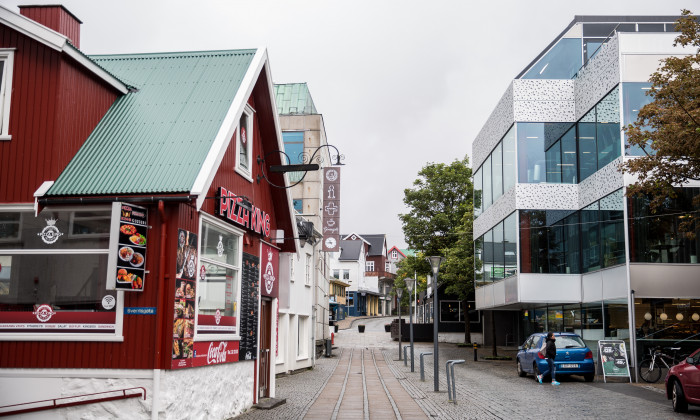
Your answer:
(622, 82), (654, 156)
(635, 298), (700, 362)
(475, 212), (517, 285)
(474, 126), (515, 217)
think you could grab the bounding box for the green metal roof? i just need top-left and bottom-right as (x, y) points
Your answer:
(47, 49), (257, 196)
(273, 83), (317, 115)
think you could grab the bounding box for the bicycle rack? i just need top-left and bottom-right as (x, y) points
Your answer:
(445, 359), (465, 403)
(420, 352), (433, 381)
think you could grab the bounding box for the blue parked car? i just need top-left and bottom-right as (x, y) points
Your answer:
(516, 332), (595, 382)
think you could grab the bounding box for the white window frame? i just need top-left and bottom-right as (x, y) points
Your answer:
(365, 261), (374, 272)
(0, 49), (15, 141)
(234, 104), (255, 182)
(195, 213), (243, 341)
(0, 204), (124, 342)
(342, 269), (350, 281)
(391, 250), (397, 259)
(305, 253), (312, 286)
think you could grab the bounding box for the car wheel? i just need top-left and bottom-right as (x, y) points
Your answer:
(672, 380), (688, 413)
(517, 359), (527, 377)
(583, 373), (594, 382)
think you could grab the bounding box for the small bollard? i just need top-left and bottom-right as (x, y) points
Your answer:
(473, 342), (478, 361)
(420, 352), (433, 381)
(403, 345), (410, 366)
(446, 359), (466, 403)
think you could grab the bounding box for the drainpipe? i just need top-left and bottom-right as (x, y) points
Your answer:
(152, 200), (168, 419)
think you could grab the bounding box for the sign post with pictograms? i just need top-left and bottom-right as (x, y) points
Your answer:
(322, 167), (341, 252)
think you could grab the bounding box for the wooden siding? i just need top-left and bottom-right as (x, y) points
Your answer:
(0, 25), (118, 203)
(19, 5), (81, 48)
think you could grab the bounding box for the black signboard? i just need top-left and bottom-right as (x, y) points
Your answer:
(239, 253), (259, 361)
(107, 202), (148, 291)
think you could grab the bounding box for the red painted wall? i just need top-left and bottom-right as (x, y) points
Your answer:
(19, 5), (82, 49)
(0, 24), (119, 203)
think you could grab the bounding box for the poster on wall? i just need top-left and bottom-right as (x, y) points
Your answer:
(239, 253), (259, 361)
(598, 340), (631, 382)
(260, 243), (279, 298)
(107, 202), (148, 291)
(172, 229), (197, 369)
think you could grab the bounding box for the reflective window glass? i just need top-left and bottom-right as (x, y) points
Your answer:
(546, 141), (562, 183)
(475, 235), (485, 285)
(522, 38), (582, 80)
(473, 167), (482, 217)
(503, 213), (517, 276)
(502, 126), (516, 192)
(492, 142), (503, 202)
(483, 154), (492, 208)
(517, 123), (546, 183)
(561, 127), (577, 184)
(596, 87), (621, 169)
(578, 109), (597, 182)
(600, 190), (625, 267)
(492, 221), (504, 280)
(622, 83), (654, 156)
(581, 201), (600, 273)
(564, 212), (580, 273)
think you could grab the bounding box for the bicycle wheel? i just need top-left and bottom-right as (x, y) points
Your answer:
(639, 358), (663, 383)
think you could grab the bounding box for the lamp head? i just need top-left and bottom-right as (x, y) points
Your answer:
(405, 278), (416, 293)
(427, 256), (444, 274)
(395, 287), (403, 298)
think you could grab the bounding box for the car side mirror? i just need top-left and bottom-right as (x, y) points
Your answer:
(686, 357), (695, 365)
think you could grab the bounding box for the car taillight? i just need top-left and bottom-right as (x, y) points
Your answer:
(584, 351), (593, 359)
(538, 352), (545, 359)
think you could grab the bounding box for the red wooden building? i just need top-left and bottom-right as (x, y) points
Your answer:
(0, 4), (295, 418)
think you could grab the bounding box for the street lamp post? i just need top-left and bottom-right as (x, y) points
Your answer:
(427, 256), (444, 392)
(405, 278), (416, 372)
(396, 287), (403, 360)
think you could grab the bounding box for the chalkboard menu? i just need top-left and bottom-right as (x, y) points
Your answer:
(239, 253), (259, 361)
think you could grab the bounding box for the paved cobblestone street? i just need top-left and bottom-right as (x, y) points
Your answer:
(235, 317), (700, 419)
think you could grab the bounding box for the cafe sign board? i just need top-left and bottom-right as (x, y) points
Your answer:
(598, 340), (631, 382)
(106, 202), (148, 292)
(322, 167), (341, 252)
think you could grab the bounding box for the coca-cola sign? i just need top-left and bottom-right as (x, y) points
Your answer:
(192, 340), (239, 367)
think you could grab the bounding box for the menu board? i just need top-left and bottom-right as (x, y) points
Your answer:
(598, 340), (631, 382)
(172, 229), (197, 369)
(239, 253), (259, 361)
(107, 202), (148, 291)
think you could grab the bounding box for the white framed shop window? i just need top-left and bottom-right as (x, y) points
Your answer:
(194, 213), (243, 341)
(234, 105), (254, 182)
(0, 49), (15, 141)
(0, 205), (124, 341)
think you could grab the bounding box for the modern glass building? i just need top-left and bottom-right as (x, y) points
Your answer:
(471, 16), (700, 367)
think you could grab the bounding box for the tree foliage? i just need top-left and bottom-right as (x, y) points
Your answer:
(621, 10), (700, 230)
(400, 157), (473, 256)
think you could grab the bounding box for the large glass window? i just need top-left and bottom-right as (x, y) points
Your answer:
(492, 221), (504, 280)
(503, 213), (517, 277)
(600, 189), (625, 268)
(473, 167), (482, 218)
(483, 154), (492, 209)
(596, 87), (621, 169)
(561, 127), (577, 184)
(502, 126), (516, 192)
(0, 207), (119, 339)
(545, 140), (561, 183)
(282, 131), (305, 182)
(622, 82), (654, 156)
(475, 212), (516, 284)
(197, 217), (242, 338)
(517, 123), (546, 183)
(628, 187), (700, 264)
(580, 201), (601, 273)
(635, 298), (700, 363)
(440, 301), (460, 322)
(522, 38), (583, 80)
(492, 142), (503, 202)
(577, 109), (597, 182)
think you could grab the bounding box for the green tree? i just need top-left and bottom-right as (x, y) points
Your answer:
(400, 157), (475, 342)
(621, 10), (700, 235)
(400, 157), (473, 256)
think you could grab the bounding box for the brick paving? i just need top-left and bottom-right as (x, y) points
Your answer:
(234, 317), (700, 419)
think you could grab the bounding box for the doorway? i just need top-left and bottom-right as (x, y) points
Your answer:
(259, 298), (271, 398)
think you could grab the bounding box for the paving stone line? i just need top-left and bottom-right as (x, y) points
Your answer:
(370, 349), (402, 420)
(361, 349), (369, 420)
(331, 348), (355, 420)
(297, 348), (345, 420)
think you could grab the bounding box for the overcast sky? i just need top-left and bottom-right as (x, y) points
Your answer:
(5, 0), (692, 248)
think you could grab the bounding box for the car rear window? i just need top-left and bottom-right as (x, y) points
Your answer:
(555, 336), (585, 349)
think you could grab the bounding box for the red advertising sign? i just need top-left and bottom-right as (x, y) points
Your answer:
(260, 243), (279, 298)
(192, 340), (239, 367)
(0, 309), (116, 333)
(215, 187), (271, 237)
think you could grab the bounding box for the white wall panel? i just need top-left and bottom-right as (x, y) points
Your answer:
(518, 273), (581, 303)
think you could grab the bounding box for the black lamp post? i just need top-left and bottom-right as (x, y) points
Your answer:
(427, 256), (444, 392)
(405, 278), (416, 372)
(396, 287), (403, 360)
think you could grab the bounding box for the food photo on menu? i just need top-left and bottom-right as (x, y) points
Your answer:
(176, 229), (198, 280)
(115, 222), (147, 290)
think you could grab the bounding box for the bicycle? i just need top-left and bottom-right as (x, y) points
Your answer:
(639, 346), (687, 383)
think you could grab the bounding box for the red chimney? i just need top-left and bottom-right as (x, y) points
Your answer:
(19, 4), (82, 49)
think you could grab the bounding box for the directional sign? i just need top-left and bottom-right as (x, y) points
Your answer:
(322, 167), (341, 252)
